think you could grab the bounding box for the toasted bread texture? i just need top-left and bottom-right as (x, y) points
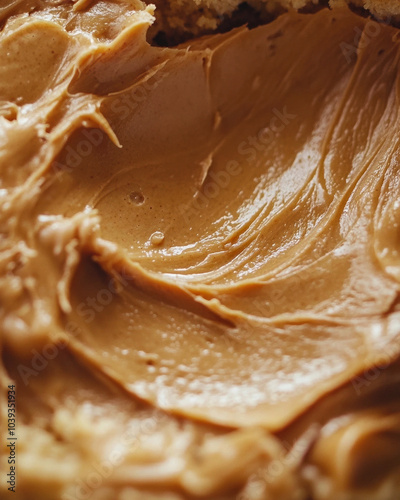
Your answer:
(149, 0), (399, 43)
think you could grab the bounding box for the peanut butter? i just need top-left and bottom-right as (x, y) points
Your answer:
(1, 2), (400, 499)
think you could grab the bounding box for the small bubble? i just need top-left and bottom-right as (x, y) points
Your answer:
(149, 231), (164, 246)
(129, 191), (144, 205)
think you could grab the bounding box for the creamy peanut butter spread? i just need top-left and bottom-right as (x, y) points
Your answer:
(1, 1), (400, 499)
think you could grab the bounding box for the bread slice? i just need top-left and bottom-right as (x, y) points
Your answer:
(149, 0), (400, 43)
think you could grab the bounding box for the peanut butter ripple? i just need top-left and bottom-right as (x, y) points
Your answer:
(1, 2), (400, 499)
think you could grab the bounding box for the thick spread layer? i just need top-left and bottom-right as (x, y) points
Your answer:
(1, 2), (400, 499)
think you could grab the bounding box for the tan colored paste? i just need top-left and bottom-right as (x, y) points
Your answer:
(1, 2), (400, 499)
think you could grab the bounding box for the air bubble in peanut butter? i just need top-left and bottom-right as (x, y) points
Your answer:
(129, 191), (145, 205)
(149, 231), (165, 246)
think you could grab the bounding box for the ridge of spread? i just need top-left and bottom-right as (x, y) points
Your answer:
(1, 2), (400, 499)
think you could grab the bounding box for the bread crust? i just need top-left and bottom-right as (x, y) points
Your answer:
(149, 0), (400, 42)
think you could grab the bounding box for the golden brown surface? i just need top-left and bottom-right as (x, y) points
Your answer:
(148, 0), (400, 42)
(1, 1), (400, 500)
